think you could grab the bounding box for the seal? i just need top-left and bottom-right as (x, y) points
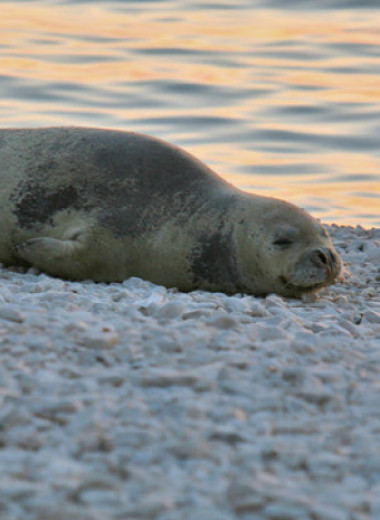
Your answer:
(0, 126), (341, 297)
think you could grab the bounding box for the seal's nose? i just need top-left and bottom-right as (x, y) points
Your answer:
(311, 247), (340, 279)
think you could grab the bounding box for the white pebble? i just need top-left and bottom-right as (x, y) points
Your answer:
(364, 309), (380, 323)
(154, 301), (184, 320)
(310, 504), (349, 520)
(206, 312), (239, 329)
(139, 368), (203, 388)
(0, 305), (25, 322)
(226, 481), (265, 513)
(81, 330), (119, 349)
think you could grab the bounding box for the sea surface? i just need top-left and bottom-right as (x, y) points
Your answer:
(1, 0), (380, 227)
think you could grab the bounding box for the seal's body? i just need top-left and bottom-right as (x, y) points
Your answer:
(0, 127), (341, 297)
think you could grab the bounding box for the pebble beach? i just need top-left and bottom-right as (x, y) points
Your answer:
(0, 224), (379, 520)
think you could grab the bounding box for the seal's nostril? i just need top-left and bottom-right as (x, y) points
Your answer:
(311, 248), (341, 278)
(315, 249), (328, 265)
(312, 248), (337, 270)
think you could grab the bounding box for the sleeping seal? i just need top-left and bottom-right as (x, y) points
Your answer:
(0, 127), (341, 297)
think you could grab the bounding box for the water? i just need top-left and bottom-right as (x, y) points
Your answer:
(1, 1), (380, 227)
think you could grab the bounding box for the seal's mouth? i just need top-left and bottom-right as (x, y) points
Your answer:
(279, 276), (331, 296)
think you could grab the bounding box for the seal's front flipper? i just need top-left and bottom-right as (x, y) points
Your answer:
(13, 236), (87, 278)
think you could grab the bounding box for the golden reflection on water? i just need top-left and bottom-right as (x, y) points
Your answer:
(1, 2), (380, 226)
(1, 5), (376, 84)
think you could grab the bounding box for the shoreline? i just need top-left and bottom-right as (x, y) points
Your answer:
(0, 224), (379, 519)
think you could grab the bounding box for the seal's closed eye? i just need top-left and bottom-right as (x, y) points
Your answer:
(272, 226), (298, 248)
(273, 237), (294, 248)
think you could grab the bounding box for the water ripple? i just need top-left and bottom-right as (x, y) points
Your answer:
(1, 1), (379, 226)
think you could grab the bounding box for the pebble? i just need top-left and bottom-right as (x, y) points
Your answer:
(227, 482), (266, 513)
(262, 503), (310, 520)
(80, 326), (120, 349)
(154, 301), (184, 320)
(206, 312), (240, 329)
(311, 504), (349, 520)
(139, 368), (200, 388)
(0, 304), (25, 322)
(364, 309), (380, 323)
(0, 225), (378, 520)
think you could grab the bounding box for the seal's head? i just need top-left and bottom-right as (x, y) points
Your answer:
(236, 196), (342, 297)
